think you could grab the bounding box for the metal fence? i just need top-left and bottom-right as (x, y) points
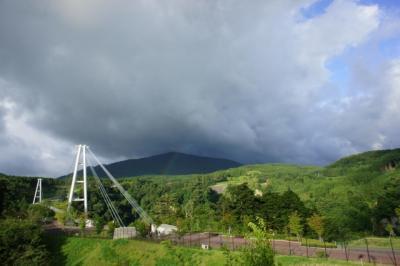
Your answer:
(157, 232), (400, 265)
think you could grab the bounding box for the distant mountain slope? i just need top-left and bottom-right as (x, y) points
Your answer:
(324, 148), (400, 176)
(62, 152), (241, 178)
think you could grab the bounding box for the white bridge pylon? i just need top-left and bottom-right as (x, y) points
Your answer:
(33, 178), (42, 204)
(68, 144), (88, 216)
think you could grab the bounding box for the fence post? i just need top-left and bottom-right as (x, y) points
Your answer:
(198, 232), (200, 247)
(365, 238), (371, 263)
(305, 238), (308, 258)
(344, 242), (349, 261)
(390, 235), (397, 266)
(272, 234), (275, 254)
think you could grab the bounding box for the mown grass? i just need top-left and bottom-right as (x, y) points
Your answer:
(349, 237), (400, 249)
(45, 235), (376, 266)
(45, 235), (225, 266)
(275, 255), (375, 265)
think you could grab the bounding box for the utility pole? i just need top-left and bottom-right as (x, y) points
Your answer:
(33, 178), (42, 204)
(68, 144), (88, 217)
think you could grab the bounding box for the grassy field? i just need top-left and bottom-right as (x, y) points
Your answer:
(44, 235), (377, 266)
(349, 237), (400, 249)
(275, 255), (375, 266)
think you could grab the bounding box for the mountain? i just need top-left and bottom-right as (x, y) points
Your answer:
(61, 152), (241, 178)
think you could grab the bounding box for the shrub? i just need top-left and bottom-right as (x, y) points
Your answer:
(316, 250), (329, 258)
(95, 216), (105, 235)
(0, 218), (50, 265)
(301, 239), (336, 248)
(27, 204), (55, 223)
(107, 221), (115, 238)
(243, 217), (275, 266)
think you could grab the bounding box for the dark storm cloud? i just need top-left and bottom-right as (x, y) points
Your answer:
(0, 0), (398, 176)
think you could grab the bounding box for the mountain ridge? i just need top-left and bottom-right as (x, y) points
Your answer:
(61, 151), (242, 178)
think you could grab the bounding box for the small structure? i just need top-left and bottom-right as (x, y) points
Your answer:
(151, 224), (157, 234)
(113, 227), (137, 239)
(85, 219), (94, 228)
(201, 244), (209, 250)
(157, 224), (177, 236)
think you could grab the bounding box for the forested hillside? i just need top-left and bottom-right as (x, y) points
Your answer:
(1, 149), (400, 249)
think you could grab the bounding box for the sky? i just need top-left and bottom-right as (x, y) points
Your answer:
(0, 0), (399, 177)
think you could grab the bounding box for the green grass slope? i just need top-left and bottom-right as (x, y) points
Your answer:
(44, 235), (371, 266)
(207, 148), (400, 204)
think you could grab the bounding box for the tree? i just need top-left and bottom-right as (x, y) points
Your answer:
(221, 212), (234, 233)
(224, 183), (259, 229)
(0, 218), (50, 265)
(395, 206), (400, 219)
(385, 223), (395, 237)
(258, 191), (282, 231)
(278, 189), (309, 231)
(133, 219), (150, 237)
(95, 216), (105, 234)
(288, 211), (303, 241)
(372, 178), (400, 235)
(107, 221), (115, 238)
(27, 204), (55, 224)
(78, 216), (86, 235)
(307, 213), (324, 241)
(243, 217), (274, 266)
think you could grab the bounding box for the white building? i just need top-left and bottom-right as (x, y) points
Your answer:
(156, 224), (177, 236)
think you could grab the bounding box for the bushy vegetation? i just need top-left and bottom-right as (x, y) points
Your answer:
(0, 218), (50, 265)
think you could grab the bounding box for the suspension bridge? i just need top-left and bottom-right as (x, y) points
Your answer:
(33, 144), (169, 238)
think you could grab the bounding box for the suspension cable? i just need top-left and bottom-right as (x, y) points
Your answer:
(87, 157), (125, 227)
(89, 162), (124, 227)
(87, 147), (154, 225)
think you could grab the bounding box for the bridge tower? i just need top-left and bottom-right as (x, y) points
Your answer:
(68, 144), (88, 216)
(33, 178), (42, 204)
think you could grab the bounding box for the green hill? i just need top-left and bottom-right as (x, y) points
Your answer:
(325, 148), (400, 175)
(208, 148), (400, 199)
